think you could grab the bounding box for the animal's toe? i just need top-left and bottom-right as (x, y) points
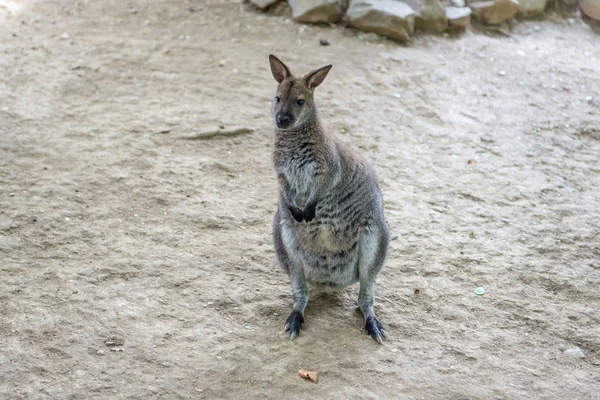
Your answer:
(284, 310), (304, 341)
(365, 316), (386, 344)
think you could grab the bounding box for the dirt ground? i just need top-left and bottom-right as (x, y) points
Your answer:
(1, 0), (599, 398)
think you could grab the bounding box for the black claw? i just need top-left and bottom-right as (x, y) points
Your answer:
(289, 206), (304, 222)
(284, 310), (304, 341)
(303, 201), (316, 222)
(365, 316), (386, 344)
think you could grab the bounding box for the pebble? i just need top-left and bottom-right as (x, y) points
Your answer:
(96, 349), (105, 355)
(586, 96), (593, 102)
(60, 33), (70, 40)
(219, 60), (226, 67)
(474, 287), (485, 295)
(498, 71), (506, 76)
(564, 347), (584, 358)
(517, 50), (525, 56)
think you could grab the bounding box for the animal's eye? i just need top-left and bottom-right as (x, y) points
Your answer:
(297, 99), (305, 106)
(275, 96), (280, 103)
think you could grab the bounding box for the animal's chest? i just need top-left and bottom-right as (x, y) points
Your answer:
(279, 156), (316, 206)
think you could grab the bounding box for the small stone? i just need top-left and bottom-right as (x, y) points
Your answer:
(96, 349), (105, 355)
(474, 287), (485, 295)
(498, 70), (506, 76)
(517, 50), (525, 56)
(320, 38), (330, 45)
(586, 96), (593, 102)
(219, 60), (226, 67)
(129, 8), (138, 14)
(564, 347), (585, 358)
(60, 33), (70, 40)
(104, 336), (125, 347)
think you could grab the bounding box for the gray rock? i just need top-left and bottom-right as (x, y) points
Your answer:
(469, 0), (519, 25)
(249, 0), (280, 9)
(517, 0), (547, 16)
(581, 0), (600, 21)
(288, 0), (347, 23)
(345, 0), (416, 42)
(563, 347), (585, 358)
(450, 0), (466, 6)
(446, 6), (471, 30)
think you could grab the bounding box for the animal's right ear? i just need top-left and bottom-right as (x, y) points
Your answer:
(269, 55), (291, 83)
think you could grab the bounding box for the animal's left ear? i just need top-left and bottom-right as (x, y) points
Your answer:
(305, 65), (332, 89)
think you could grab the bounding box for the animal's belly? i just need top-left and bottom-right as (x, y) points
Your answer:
(299, 225), (360, 288)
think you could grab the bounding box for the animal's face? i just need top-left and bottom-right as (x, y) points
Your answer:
(269, 55), (332, 130)
(272, 78), (311, 130)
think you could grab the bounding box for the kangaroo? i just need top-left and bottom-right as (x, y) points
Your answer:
(269, 55), (390, 344)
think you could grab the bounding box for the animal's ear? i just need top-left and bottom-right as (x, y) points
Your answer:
(269, 55), (291, 83)
(305, 65), (332, 89)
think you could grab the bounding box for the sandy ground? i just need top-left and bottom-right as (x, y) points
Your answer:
(1, 0), (599, 398)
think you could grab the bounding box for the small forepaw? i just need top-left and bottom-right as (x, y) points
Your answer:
(303, 201), (316, 222)
(289, 206), (304, 222)
(284, 310), (304, 341)
(365, 316), (386, 344)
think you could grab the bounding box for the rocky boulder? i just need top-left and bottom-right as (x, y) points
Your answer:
(288, 0), (347, 23)
(469, 0), (519, 25)
(446, 6), (471, 31)
(345, 0), (416, 42)
(416, 0), (448, 32)
(517, 0), (547, 17)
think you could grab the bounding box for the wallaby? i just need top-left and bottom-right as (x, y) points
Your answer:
(269, 55), (390, 344)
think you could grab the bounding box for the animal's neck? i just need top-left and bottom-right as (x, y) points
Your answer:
(275, 114), (323, 147)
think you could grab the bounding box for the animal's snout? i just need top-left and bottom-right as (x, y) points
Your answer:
(276, 113), (293, 128)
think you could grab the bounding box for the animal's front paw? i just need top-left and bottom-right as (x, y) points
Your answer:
(365, 316), (387, 344)
(289, 206), (304, 222)
(303, 201), (317, 222)
(284, 310), (304, 341)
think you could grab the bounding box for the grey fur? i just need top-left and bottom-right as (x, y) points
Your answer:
(269, 55), (390, 344)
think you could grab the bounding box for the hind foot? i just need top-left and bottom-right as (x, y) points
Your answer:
(284, 310), (304, 341)
(365, 316), (387, 344)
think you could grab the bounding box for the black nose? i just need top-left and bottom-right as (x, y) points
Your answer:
(277, 114), (290, 125)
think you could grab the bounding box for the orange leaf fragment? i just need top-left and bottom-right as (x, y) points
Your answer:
(298, 369), (318, 383)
